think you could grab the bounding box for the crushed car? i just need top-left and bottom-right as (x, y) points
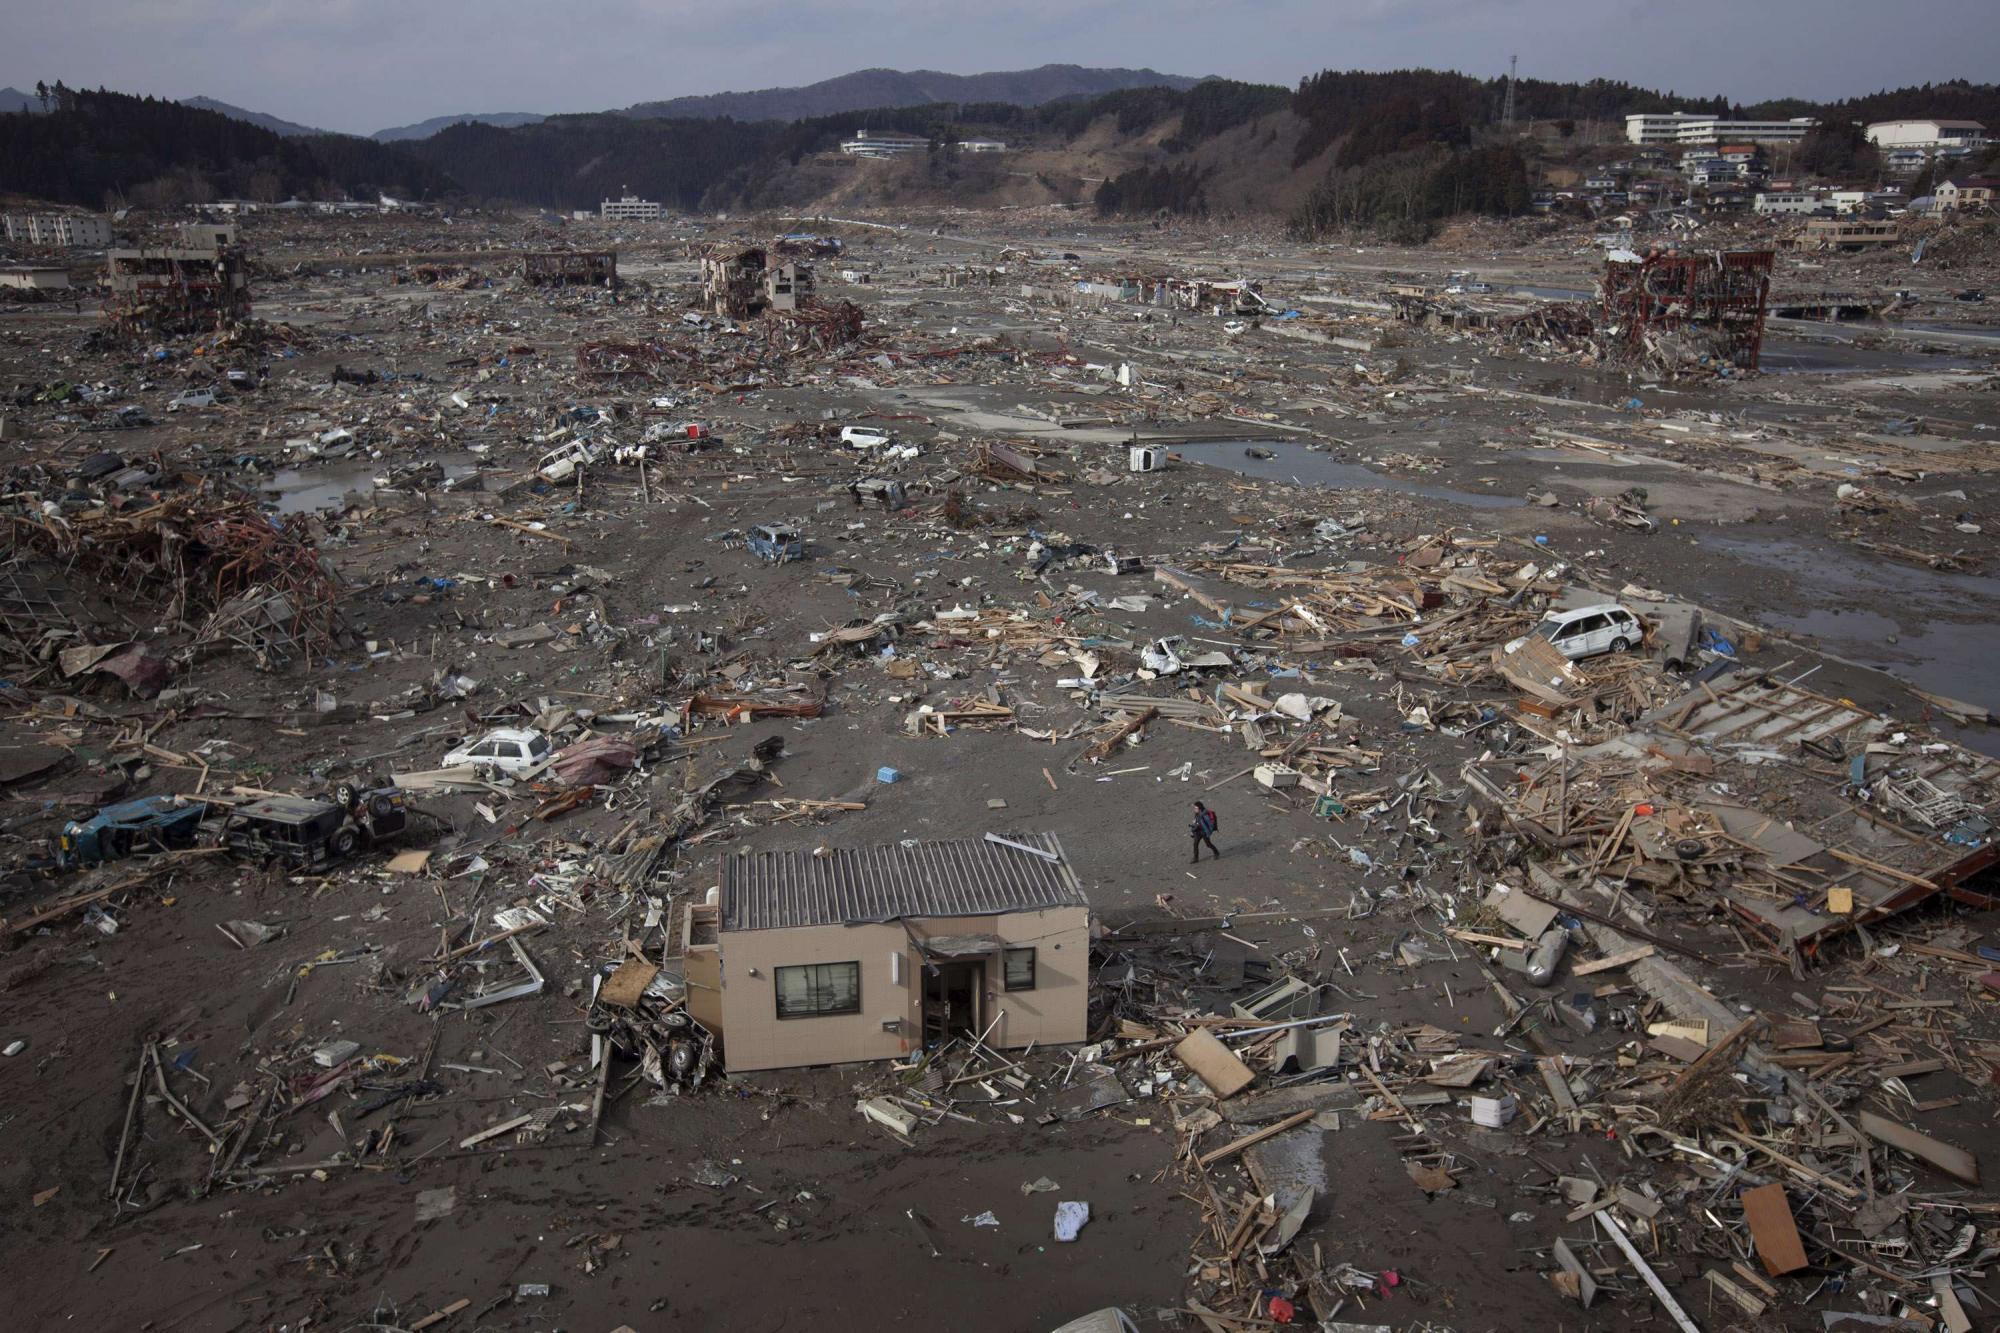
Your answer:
(220, 786), (410, 866)
(746, 523), (804, 564)
(56, 794), (207, 870)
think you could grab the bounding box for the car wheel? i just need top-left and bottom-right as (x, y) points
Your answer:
(1609, 636), (1631, 653)
(331, 828), (359, 858)
(369, 795), (396, 819)
(334, 782), (359, 811)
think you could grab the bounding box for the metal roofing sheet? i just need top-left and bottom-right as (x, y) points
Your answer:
(721, 833), (1085, 931)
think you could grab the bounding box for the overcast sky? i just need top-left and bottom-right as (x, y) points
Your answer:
(9, 0), (1998, 135)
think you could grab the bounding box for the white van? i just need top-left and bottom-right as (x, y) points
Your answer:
(1506, 603), (1643, 660)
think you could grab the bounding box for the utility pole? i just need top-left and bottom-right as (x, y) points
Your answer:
(1503, 54), (1519, 129)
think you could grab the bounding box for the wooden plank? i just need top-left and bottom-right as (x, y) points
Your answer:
(1857, 1110), (1980, 1184)
(1539, 1057), (1578, 1113)
(1661, 1015), (1758, 1103)
(1719, 1129), (1863, 1200)
(410, 1298), (471, 1331)
(1742, 1182), (1809, 1276)
(1597, 1212), (1703, 1333)
(1197, 1109), (1317, 1169)
(458, 1114), (534, 1149)
(1174, 1029), (1256, 1101)
(1574, 945), (1656, 976)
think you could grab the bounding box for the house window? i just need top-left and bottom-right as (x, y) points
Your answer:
(775, 962), (860, 1018)
(1003, 948), (1037, 991)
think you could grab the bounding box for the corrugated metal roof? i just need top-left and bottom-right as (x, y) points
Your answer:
(721, 833), (1086, 931)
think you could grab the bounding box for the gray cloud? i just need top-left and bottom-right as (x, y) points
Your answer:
(8, 0), (1997, 135)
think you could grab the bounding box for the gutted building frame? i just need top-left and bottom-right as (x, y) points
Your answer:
(1599, 248), (1773, 373)
(104, 246), (251, 336)
(685, 834), (1091, 1073)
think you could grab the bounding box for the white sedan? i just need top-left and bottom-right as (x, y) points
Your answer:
(442, 728), (552, 778)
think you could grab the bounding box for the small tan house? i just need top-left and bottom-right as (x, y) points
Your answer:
(684, 833), (1090, 1073)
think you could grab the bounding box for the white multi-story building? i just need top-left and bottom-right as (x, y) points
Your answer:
(1754, 190), (1828, 215)
(839, 130), (929, 159)
(599, 195), (661, 221)
(1627, 112), (1816, 146)
(956, 138), (1008, 153)
(2, 213), (114, 247)
(1865, 120), (1986, 150)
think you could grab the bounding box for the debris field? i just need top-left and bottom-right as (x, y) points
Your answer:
(2, 207), (1998, 1333)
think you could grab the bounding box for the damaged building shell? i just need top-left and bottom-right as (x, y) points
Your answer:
(523, 251), (618, 288)
(104, 246), (251, 337)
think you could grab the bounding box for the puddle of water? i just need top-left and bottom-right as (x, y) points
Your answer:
(270, 454), (479, 513)
(1762, 342), (1977, 375)
(1174, 440), (1522, 509)
(1896, 321), (2000, 342)
(1698, 533), (2000, 730)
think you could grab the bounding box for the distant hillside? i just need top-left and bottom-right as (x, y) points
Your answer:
(181, 96), (332, 138)
(621, 64), (1203, 123)
(374, 111), (546, 142)
(1, 86), (42, 113)
(0, 85), (453, 207)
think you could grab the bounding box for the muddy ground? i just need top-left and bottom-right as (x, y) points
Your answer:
(1, 208), (1997, 1331)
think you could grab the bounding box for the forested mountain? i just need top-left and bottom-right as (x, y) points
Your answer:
(0, 85), (451, 207)
(622, 65), (1202, 122)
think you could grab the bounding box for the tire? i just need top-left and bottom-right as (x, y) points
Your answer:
(330, 828), (359, 858)
(1608, 636), (1631, 653)
(334, 783), (359, 811)
(369, 795), (395, 819)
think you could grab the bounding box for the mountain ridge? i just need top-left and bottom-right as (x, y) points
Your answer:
(620, 64), (1206, 123)
(181, 95), (332, 138)
(373, 111), (547, 142)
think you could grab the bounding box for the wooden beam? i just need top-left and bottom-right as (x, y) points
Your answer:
(1857, 1110), (1979, 1185)
(1197, 1109), (1317, 1169)
(1574, 945), (1656, 976)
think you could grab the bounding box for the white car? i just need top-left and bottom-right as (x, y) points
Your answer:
(839, 425), (891, 449)
(442, 728), (552, 778)
(167, 389), (216, 411)
(536, 440), (598, 482)
(1506, 603), (1643, 660)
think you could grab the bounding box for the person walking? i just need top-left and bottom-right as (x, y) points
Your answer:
(1189, 800), (1220, 863)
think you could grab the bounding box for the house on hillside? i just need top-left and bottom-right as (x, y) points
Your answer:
(1936, 177), (1999, 212)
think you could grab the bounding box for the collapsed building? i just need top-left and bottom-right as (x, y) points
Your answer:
(103, 246), (251, 337)
(523, 250), (617, 288)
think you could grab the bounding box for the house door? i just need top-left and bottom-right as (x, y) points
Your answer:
(922, 960), (984, 1042)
